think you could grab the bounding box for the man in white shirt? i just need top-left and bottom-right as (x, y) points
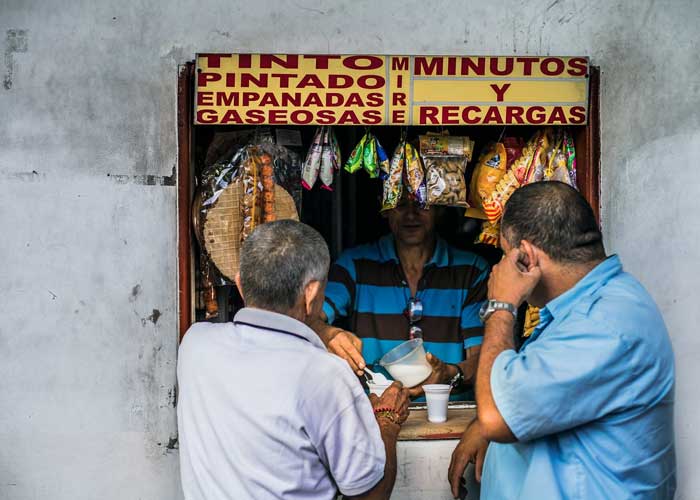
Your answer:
(177, 220), (410, 500)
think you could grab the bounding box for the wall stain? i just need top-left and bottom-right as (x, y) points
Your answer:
(141, 308), (161, 326)
(130, 284), (142, 302)
(4, 29), (28, 90)
(106, 165), (175, 187)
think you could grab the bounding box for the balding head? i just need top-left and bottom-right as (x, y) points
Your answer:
(501, 182), (605, 264)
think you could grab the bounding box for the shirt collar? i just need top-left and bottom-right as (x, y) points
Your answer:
(377, 233), (450, 268)
(233, 307), (326, 350)
(542, 254), (623, 320)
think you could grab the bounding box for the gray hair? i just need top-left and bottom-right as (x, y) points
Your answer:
(239, 220), (330, 313)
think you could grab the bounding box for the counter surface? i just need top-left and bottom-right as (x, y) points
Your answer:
(398, 406), (476, 441)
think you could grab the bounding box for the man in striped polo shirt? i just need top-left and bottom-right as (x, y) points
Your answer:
(312, 195), (490, 398)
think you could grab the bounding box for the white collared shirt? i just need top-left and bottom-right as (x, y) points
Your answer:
(177, 308), (386, 500)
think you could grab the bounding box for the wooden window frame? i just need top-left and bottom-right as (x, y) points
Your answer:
(176, 62), (601, 340)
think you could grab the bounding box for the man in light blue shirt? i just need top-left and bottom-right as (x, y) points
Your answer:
(448, 182), (675, 500)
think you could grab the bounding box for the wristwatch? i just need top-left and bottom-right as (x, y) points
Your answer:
(449, 364), (464, 389)
(479, 300), (517, 323)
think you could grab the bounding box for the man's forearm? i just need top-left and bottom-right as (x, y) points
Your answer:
(348, 419), (399, 500)
(475, 312), (517, 442)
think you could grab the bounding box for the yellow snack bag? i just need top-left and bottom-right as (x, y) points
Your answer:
(466, 142), (507, 219)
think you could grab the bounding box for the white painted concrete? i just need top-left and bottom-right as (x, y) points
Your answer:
(1, 0), (698, 498)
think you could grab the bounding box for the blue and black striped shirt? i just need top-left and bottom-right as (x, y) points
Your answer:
(323, 234), (489, 378)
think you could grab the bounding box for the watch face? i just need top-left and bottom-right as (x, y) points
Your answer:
(478, 301), (490, 322)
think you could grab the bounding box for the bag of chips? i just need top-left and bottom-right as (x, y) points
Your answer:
(466, 142), (507, 219)
(404, 143), (427, 206)
(381, 139), (405, 211)
(476, 220), (500, 246)
(423, 156), (470, 207)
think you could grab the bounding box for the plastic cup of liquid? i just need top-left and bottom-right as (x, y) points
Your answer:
(378, 338), (432, 388)
(367, 381), (392, 397)
(423, 384), (451, 423)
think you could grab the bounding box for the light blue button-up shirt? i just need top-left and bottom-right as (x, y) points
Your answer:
(481, 255), (676, 500)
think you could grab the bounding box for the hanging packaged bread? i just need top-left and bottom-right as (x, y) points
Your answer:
(419, 134), (474, 208)
(197, 144), (299, 283)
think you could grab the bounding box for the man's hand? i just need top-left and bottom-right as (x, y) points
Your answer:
(326, 328), (366, 376)
(448, 419), (489, 498)
(407, 352), (454, 397)
(370, 382), (410, 424)
(488, 244), (542, 307)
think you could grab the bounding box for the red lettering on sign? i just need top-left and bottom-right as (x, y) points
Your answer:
(392, 93), (407, 106)
(240, 73), (267, 87)
(328, 74), (353, 88)
(541, 57), (565, 76)
(304, 55), (341, 69)
(415, 57), (443, 76)
(298, 74), (325, 88)
(197, 72), (221, 87)
(246, 109), (265, 124)
(345, 93), (365, 107)
(357, 75), (385, 89)
(259, 54), (299, 69)
(197, 92), (214, 106)
(526, 106), (547, 124)
(516, 57), (539, 76)
(483, 106), (504, 124)
(397, 74), (403, 87)
(317, 109), (335, 124)
(290, 110), (314, 124)
(226, 73), (236, 87)
(259, 93), (279, 106)
(506, 106), (525, 124)
(547, 106), (567, 124)
(344, 56), (383, 70)
(461, 57), (486, 76)
(238, 54), (252, 69)
(325, 93), (344, 106)
(196, 109), (218, 123)
(419, 106), (439, 124)
(447, 57), (457, 76)
(242, 92), (260, 105)
(462, 106), (481, 124)
(567, 58), (588, 77)
(337, 110), (361, 124)
(268, 110), (287, 124)
(303, 94), (323, 106)
(280, 93), (302, 107)
(392, 109), (406, 123)
(271, 73), (293, 88)
(490, 83), (511, 102)
(392, 57), (409, 71)
(366, 93), (384, 107)
(490, 58), (514, 76)
(362, 109), (382, 124)
(199, 54), (231, 68)
(442, 106), (460, 124)
(216, 92), (236, 106)
(220, 109), (242, 124)
(569, 106), (586, 124)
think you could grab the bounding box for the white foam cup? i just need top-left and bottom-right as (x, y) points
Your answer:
(423, 384), (452, 423)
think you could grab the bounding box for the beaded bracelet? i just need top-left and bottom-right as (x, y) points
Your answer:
(373, 407), (399, 424)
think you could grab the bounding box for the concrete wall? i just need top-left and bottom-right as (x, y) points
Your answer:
(1, 0), (698, 498)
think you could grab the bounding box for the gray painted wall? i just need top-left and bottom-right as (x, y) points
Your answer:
(1, 0), (698, 498)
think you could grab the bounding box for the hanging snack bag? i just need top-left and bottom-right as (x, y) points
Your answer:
(404, 143), (427, 206)
(466, 142), (507, 218)
(381, 139), (406, 211)
(344, 132), (367, 174)
(302, 127), (324, 190)
(319, 127), (334, 191)
(476, 220), (500, 247)
(419, 134), (473, 208)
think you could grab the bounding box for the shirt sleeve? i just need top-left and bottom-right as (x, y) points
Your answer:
(461, 260), (489, 349)
(490, 318), (636, 442)
(323, 252), (357, 325)
(301, 356), (385, 496)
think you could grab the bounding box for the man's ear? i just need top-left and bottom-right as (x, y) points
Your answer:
(303, 280), (323, 316)
(519, 240), (539, 271)
(234, 273), (245, 302)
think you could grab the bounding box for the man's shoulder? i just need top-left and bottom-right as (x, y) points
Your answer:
(444, 244), (490, 271)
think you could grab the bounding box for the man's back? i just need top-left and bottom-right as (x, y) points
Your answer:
(482, 256), (676, 499)
(177, 308), (385, 500)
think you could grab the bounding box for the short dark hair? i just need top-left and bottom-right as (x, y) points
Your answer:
(501, 181), (605, 263)
(239, 220), (330, 313)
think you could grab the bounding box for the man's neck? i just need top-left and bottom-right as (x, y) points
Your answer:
(396, 237), (436, 276)
(542, 258), (605, 304)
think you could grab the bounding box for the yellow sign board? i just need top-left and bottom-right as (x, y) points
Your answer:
(195, 54), (589, 126)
